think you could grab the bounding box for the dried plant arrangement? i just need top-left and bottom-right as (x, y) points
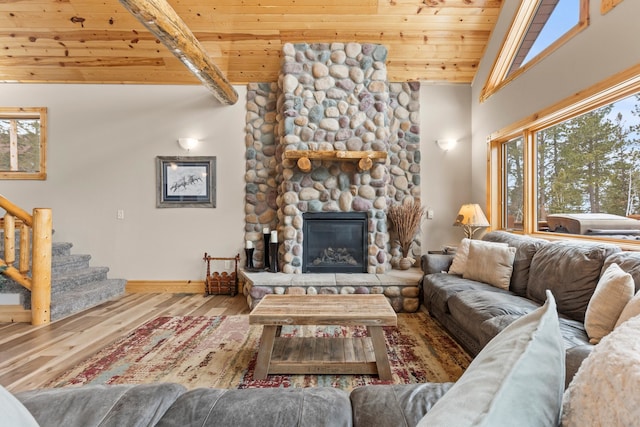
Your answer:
(387, 200), (426, 258)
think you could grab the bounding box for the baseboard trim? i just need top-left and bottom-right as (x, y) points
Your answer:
(126, 280), (206, 293)
(0, 305), (32, 323)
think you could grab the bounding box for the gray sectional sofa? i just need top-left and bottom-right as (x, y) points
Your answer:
(7, 231), (640, 426)
(421, 230), (640, 385)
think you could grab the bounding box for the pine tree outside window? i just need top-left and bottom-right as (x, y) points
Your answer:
(489, 64), (640, 245)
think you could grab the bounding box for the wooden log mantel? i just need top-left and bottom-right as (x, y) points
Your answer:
(283, 150), (387, 172)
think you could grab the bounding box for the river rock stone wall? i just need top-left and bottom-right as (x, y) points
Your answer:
(244, 43), (421, 273)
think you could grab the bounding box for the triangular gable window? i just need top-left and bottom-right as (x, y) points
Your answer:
(480, 0), (588, 103)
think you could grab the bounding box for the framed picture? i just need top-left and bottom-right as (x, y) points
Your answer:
(156, 156), (216, 208)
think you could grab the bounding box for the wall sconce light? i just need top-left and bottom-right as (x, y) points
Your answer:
(177, 137), (199, 151)
(436, 139), (457, 151)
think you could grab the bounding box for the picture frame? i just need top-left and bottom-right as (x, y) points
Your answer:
(156, 156), (216, 208)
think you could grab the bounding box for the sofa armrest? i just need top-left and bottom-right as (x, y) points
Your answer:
(351, 383), (454, 427)
(421, 253), (455, 275)
(565, 344), (594, 389)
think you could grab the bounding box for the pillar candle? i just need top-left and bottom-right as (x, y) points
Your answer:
(263, 227), (270, 234)
(270, 230), (278, 243)
(245, 240), (253, 249)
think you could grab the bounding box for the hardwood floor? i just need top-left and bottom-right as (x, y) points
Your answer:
(0, 293), (250, 393)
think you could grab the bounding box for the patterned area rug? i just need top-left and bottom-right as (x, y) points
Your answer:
(45, 312), (471, 391)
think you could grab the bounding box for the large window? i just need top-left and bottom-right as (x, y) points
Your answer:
(0, 107), (47, 180)
(489, 65), (640, 245)
(480, 0), (588, 102)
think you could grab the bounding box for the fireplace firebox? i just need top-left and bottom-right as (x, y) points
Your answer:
(302, 212), (368, 273)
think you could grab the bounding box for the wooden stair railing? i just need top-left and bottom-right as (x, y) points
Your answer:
(0, 195), (52, 325)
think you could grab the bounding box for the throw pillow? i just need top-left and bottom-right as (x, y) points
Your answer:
(615, 289), (640, 328)
(0, 386), (39, 427)
(448, 238), (470, 275)
(417, 290), (565, 427)
(584, 263), (634, 344)
(562, 314), (640, 427)
(463, 240), (516, 290)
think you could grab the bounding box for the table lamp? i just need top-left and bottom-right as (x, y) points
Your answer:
(454, 203), (490, 239)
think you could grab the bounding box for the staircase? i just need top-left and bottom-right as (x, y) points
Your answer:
(1, 239), (126, 321)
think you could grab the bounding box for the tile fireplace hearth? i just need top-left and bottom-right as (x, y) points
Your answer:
(239, 268), (422, 313)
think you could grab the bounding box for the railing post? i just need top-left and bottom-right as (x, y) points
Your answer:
(31, 208), (52, 325)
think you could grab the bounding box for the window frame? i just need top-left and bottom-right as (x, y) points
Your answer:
(0, 107), (47, 180)
(480, 0), (589, 103)
(488, 63), (640, 246)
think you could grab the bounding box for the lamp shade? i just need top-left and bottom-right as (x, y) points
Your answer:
(454, 203), (490, 238)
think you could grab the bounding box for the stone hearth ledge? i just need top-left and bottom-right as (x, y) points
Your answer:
(240, 268), (422, 313)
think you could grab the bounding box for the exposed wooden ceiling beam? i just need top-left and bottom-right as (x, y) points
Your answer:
(118, 0), (238, 105)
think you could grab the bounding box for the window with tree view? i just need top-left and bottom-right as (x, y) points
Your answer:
(536, 93), (640, 231)
(0, 107), (47, 180)
(505, 136), (525, 231)
(490, 66), (640, 243)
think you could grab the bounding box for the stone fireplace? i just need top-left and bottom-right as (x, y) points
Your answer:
(244, 42), (421, 275)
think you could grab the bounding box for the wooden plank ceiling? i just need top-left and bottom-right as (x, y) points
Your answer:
(0, 0), (503, 86)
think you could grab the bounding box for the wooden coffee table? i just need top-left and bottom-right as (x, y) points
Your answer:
(249, 294), (397, 380)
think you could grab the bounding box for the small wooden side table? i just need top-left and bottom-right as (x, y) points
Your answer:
(249, 294), (397, 380)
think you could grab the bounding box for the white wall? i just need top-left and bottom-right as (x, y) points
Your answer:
(1, 80), (473, 280)
(420, 84), (472, 251)
(0, 84), (246, 280)
(471, 0), (640, 202)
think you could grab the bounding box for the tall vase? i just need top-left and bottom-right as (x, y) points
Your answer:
(269, 242), (279, 273)
(263, 232), (270, 269)
(244, 248), (254, 269)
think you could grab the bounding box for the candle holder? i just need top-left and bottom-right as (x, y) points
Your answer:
(263, 232), (271, 269)
(269, 242), (279, 273)
(244, 248), (254, 269)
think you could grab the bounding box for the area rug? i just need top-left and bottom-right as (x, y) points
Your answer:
(45, 312), (471, 391)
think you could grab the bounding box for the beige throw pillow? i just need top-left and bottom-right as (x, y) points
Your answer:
(463, 240), (516, 290)
(584, 263), (634, 344)
(448, 238), (470, 275)
(615, 289), (640, 329)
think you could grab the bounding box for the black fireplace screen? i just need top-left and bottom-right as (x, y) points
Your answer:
(302, 212), (368, 273)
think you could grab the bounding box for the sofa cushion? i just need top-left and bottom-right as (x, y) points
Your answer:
(584, 263), (634, 344)
(423, 273), (508, 315)
(603, 251), (640, 292)
(562, 314), (640, 426)
(417, 291), (565, 427)
(0, 385), (39, 427)
(448, 238), (470, 275)
(558, 316), (590, 349)
(483, 231), (549, 297)
(16, 383), (187, 427)
(463, 240), (516, 290)
(527, 241), (620, 322)
(351, 383), (454, 427)
(157, 387), (352, 427)
(615, 289), (640, 328)
(478, 314), (523, 348)
(449, 239), (508, 276)
(448, 290), (540, 343)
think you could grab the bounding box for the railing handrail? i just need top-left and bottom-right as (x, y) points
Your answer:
(0, 195), (33, 226)
(0, 194), (52, 325)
